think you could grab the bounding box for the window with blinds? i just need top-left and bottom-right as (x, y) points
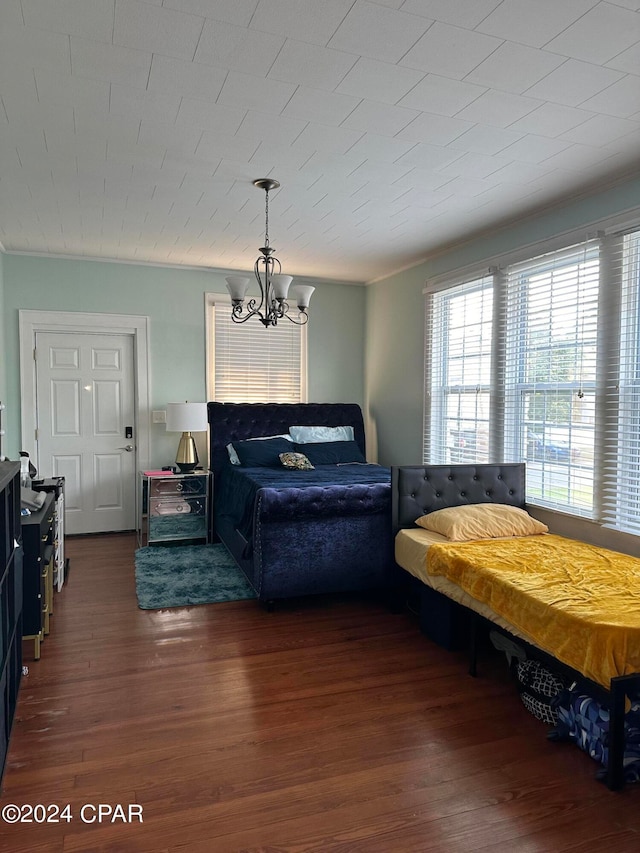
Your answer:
(423, 221), (640, 535)
(503, 242), (599, 515)
(603, 227), (640, 535)
(426, 276), (493, 464)
(207, 296), (306, 403)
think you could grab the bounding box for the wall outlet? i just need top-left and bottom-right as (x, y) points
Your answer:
(152, 410), (167, 424)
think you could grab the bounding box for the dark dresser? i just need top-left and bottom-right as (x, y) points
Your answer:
(32, 477), (66, 591)
(0, 460), (22, 782)
(21, 491), (55, 660)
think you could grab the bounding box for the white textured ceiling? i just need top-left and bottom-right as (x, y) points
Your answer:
(1, 0), (639, 283)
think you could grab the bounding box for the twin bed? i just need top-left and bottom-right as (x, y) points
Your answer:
(206, 403), (639, 788)
(392, 463), (640, 790)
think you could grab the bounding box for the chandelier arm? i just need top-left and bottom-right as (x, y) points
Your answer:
(253, 259), (267, 315)
(283, 310), (309, 325)
(231, 306), (266, 324)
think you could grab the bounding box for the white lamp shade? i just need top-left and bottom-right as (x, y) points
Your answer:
(270, 274), (292, 300)
(166, 402), (208, 433)
(225, 276), (250, 301)
(292, 284), (315, 309)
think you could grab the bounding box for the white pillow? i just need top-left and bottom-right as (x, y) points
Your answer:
(289, 425), (354, 444)
(226, 434), (292, 465)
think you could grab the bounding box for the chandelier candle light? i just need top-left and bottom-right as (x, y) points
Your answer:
(225, 179), (314, 327)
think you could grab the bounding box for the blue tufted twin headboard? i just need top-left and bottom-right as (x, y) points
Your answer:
(392, 463), (526, 531)
(207, 402), (367, 476)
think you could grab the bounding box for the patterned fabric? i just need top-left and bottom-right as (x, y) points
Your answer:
(516, 659), (567, 726)
(280, 451), (314, 470)
(552, 690), (640, 783)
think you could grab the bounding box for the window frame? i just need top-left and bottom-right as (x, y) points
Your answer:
(205, 292), (308, 404)
(425, 275), (494, 465)
(423, 216), (640, 537)
(502, 241), (599, 517)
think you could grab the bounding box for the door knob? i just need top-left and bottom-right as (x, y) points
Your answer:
(118, 445), (134, 452)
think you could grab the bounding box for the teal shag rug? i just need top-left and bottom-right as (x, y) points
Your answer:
(134, 543), (256, 609)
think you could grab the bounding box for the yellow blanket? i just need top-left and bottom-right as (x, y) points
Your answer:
(427, 534), (640, 688)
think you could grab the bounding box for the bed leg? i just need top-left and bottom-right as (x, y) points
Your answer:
(604, 675), (633, 790)
(386, 581), (406, 614)
(469, 614), (479, 678)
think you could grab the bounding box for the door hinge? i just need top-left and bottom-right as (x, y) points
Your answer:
(33, 347), (37, 361)
(35, 428), (38, 441)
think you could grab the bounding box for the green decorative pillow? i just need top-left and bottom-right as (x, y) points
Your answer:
(280, 451), (314, 471)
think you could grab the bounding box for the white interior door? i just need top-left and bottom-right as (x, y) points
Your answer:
(35, 331), (137, 535)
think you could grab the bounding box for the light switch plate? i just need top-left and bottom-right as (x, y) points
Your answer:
(152, 410), (166, 423)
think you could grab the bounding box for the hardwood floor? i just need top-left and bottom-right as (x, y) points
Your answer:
(1, 534), (638, 853)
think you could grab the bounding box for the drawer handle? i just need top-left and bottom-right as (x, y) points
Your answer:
(176, 483), (183, 491)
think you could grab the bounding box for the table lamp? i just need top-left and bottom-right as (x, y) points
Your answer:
(166, 402), (208, 473)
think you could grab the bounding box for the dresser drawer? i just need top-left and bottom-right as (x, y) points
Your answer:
(149, 476), (207, 498)
(150, 497), (201, 516)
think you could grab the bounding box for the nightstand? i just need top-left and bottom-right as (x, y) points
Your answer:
(138, 471), (209, 546)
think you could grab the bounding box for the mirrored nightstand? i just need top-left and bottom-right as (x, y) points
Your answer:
(138, 471), (209, 546)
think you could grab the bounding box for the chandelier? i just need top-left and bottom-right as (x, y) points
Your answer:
(225, 178), (314, 327)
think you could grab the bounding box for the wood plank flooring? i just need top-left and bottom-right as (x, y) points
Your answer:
(0, 534), (638, 852)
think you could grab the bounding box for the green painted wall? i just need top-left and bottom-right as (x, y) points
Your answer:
(2, 254), (365, 466)
(366, 175), (640, 468)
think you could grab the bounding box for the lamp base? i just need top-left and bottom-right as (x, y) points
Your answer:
(175, 431), (199, 474)
(176, 461), (197, 473)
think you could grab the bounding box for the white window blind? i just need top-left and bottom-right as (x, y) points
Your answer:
(602, 227), (640, 534)
(503, 241), (599, 515)
(426, 275), (493, 463)
(210, 299), (305, 403)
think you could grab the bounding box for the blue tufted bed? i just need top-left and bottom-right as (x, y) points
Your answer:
(208, 402), (395, 604)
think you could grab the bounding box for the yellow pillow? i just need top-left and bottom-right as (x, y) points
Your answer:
(415, 503), (548, 541)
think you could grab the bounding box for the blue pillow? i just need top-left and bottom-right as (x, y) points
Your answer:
(233, 437), (292, 467)
(294, 440), (366, 465)
(289, 425), (354, 443)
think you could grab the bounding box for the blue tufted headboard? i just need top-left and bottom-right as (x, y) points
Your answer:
(208, 402), (367, 476)
(392, 463), (526, 531)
